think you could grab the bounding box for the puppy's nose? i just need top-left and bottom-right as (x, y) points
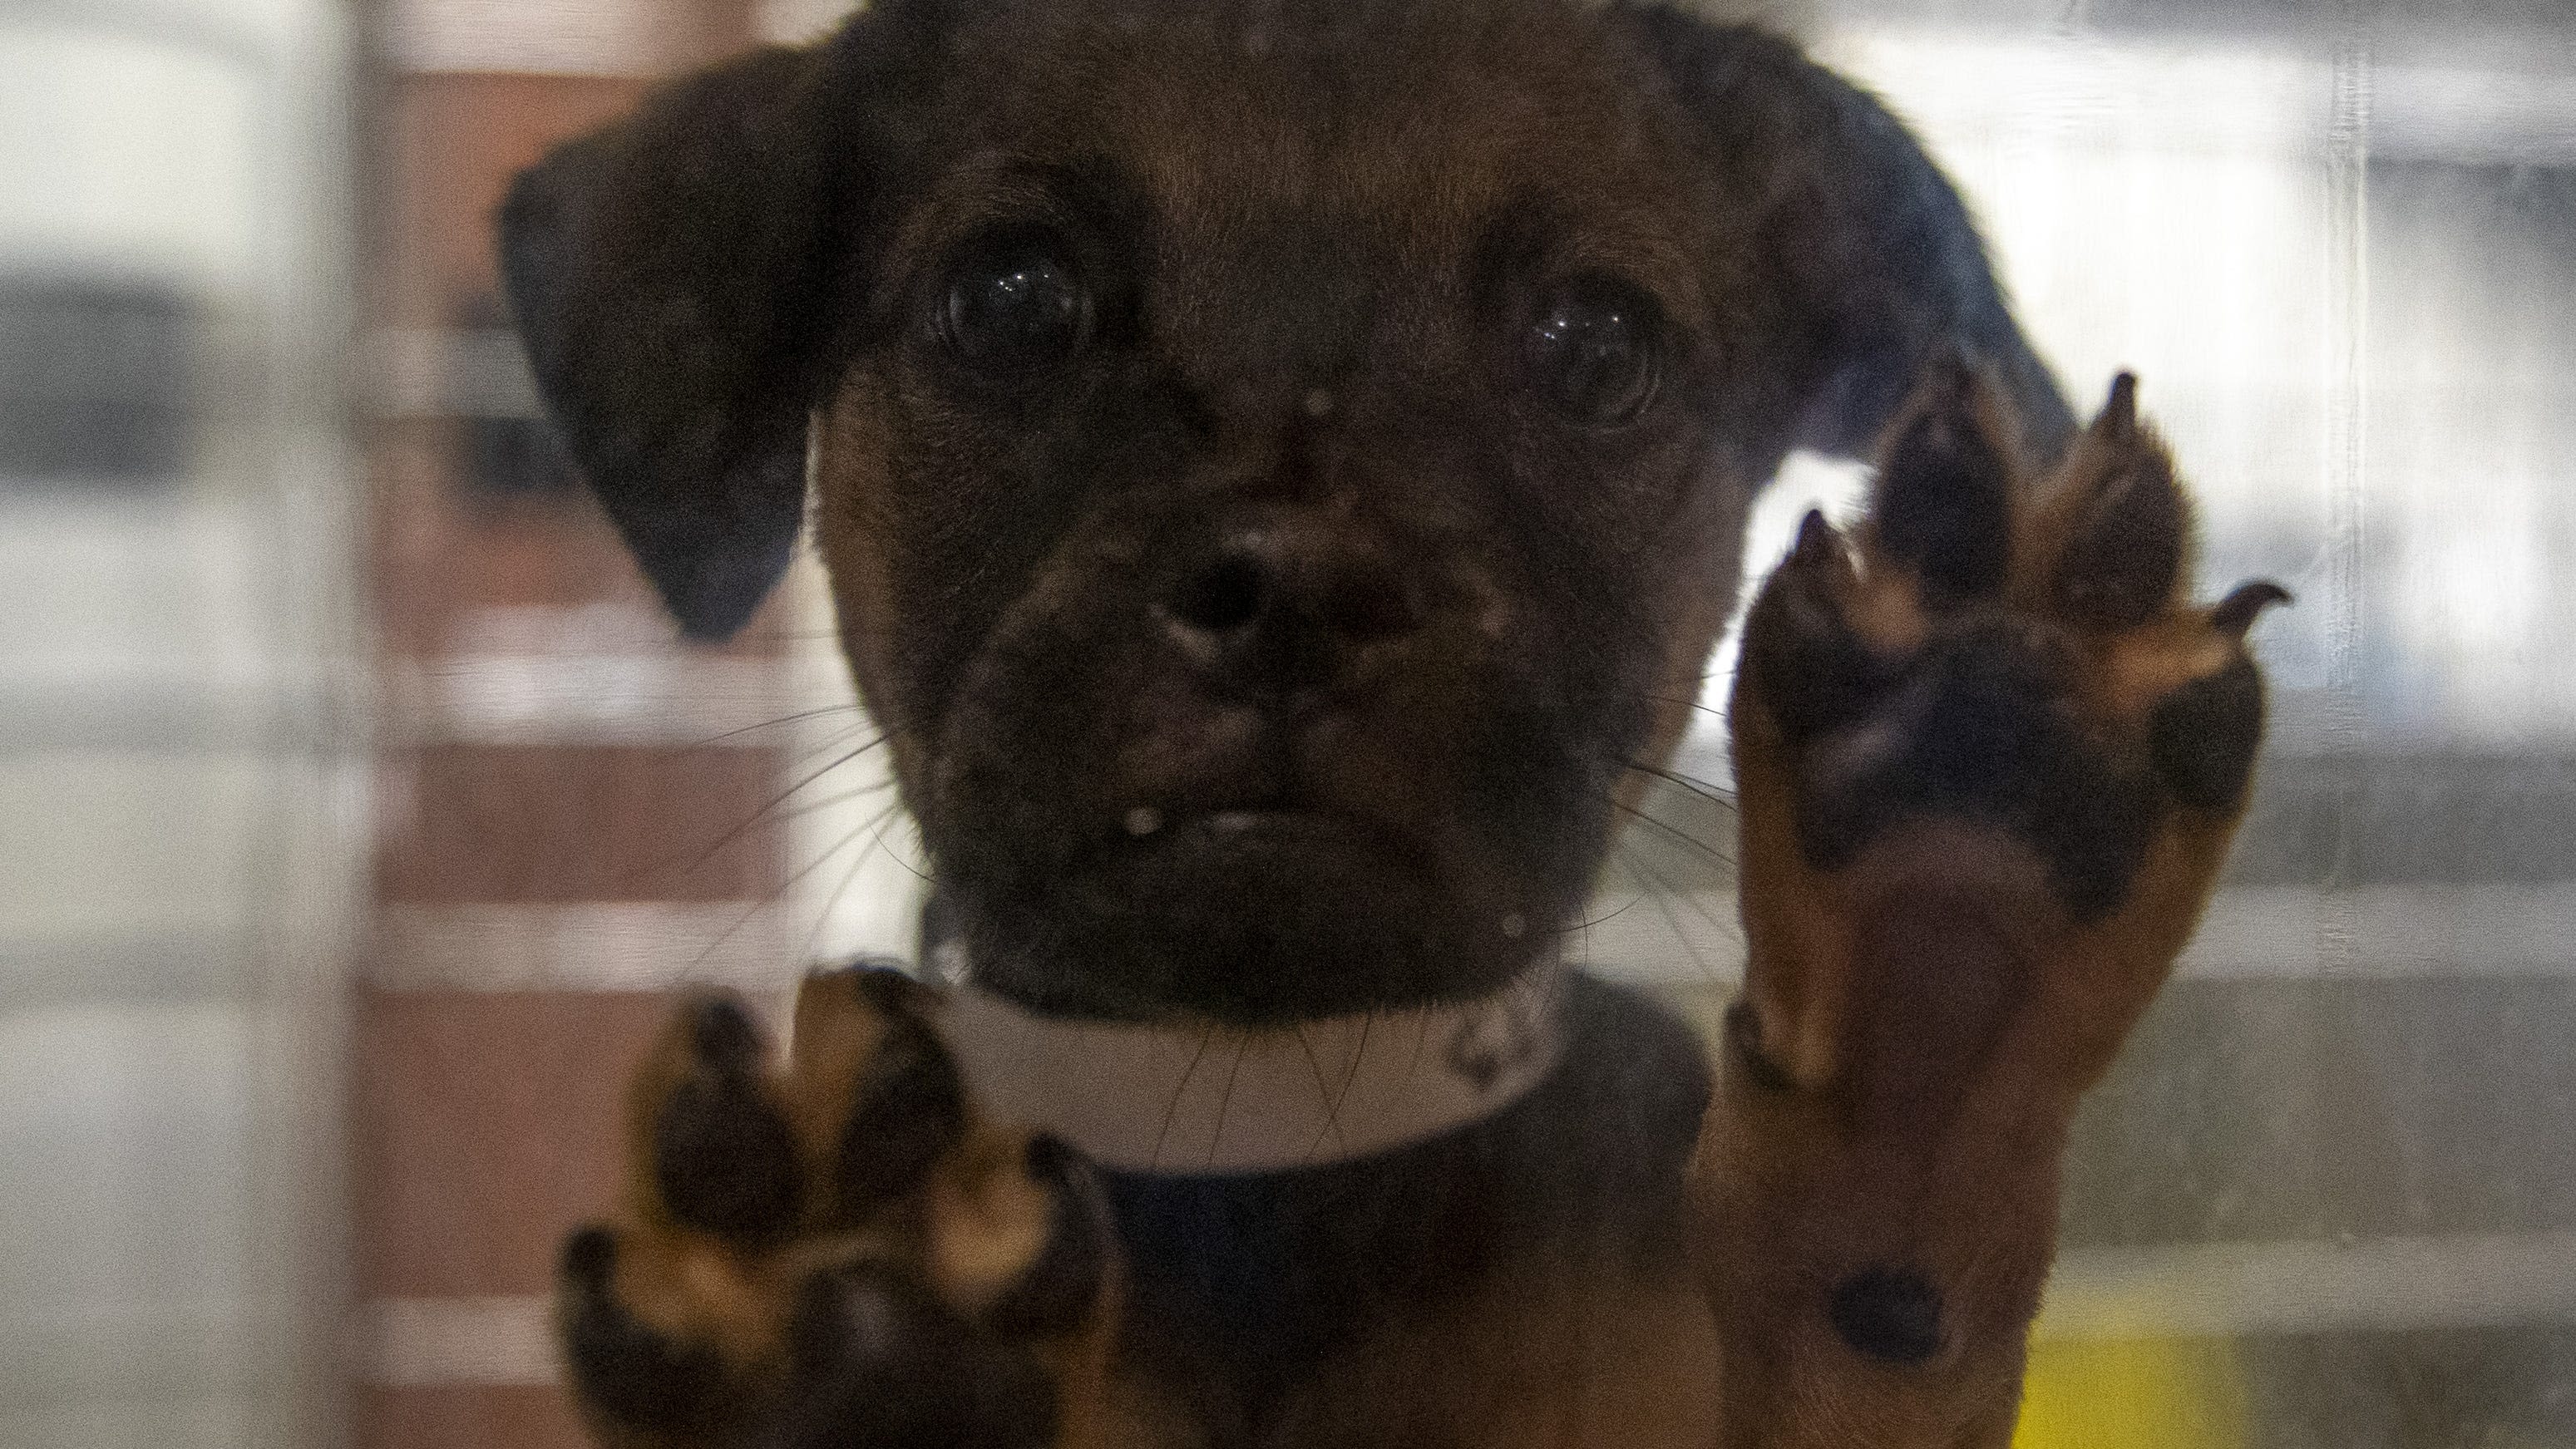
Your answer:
(1158, 520), (1421, 701)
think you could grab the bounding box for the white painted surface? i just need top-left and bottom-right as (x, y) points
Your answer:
(383, 0), (680, 76)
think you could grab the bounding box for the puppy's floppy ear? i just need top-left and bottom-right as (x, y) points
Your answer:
(499, 24), (909, 640)
(1622, 9), (2078, 467)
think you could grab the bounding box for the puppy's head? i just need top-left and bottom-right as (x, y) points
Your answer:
(503, 0), (2059, 1025)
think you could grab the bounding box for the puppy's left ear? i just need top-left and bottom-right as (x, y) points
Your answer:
(500, 12), (937, 640)
(1622, 9), (2078, 470)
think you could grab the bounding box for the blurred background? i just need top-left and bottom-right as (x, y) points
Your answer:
(2, 0), (2572, 1445)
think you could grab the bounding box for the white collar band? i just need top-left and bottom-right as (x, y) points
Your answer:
(943, 964), (1572, 1176)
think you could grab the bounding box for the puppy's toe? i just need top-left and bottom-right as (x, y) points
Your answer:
(557, 1226), (753, 1443)
(648, 994), (805, 1244)
(834, 981), (969, 1220)
(791, 966), (1116, 1341)
(787, 964), (970, 1222)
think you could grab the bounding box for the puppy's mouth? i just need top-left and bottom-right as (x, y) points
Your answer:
(927, 699), (1577, 1026)
(1121, 806), (1364, 849)
(1100, 801), (1434, 899)
(995, 776), (1530, 1024)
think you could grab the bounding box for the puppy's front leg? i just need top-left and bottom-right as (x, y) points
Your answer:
(555, 966), (1152, 1449)
(1695, 364), (2283, 1447)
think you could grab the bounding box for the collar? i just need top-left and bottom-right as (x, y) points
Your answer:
(943, 963), (1572, 1176)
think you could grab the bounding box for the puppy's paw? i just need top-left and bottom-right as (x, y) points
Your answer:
(1704, 365), (2281, 1444)
(1730, 362), (2280, 1108)
(558, 968), (1114, 1449)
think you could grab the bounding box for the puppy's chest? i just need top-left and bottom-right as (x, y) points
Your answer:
(1100, 1172), (1721, 1447)
(1091, 979), (1719, 1444)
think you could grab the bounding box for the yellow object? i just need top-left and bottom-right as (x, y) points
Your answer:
(2014, 1336), (2249, 1449)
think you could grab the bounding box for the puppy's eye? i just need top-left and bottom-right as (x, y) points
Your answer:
(938, 234), (1093, 374)
(1524, 276), (1664, 426)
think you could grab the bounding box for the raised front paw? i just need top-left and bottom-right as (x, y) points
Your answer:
(557, 967), (1115, 1449)
(1703, 363), (2282, 1447)
(1730, 362), (2283, 1106)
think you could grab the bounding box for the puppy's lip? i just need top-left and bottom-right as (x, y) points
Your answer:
(1202, 807), (1298, 834)
(1120, 804), (1363, 843)
(1105, 801), (1424, 865)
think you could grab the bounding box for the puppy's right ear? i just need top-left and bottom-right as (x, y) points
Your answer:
(500, 36), (886, 640)
(1623, 10), (2078, 471)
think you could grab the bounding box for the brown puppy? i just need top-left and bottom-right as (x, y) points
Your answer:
(498, 2), (2277, 1444)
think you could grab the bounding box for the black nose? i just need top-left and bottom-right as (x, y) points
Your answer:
(1158, 519), (1421, 701)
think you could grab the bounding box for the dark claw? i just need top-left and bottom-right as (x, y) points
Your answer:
(2099, 370), (2139, 437)
(1788, 507), (1841, 570)
(2211, 579), (2293, 637)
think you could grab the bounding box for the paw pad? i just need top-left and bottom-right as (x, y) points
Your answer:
(1740, 363), (2286, 922)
